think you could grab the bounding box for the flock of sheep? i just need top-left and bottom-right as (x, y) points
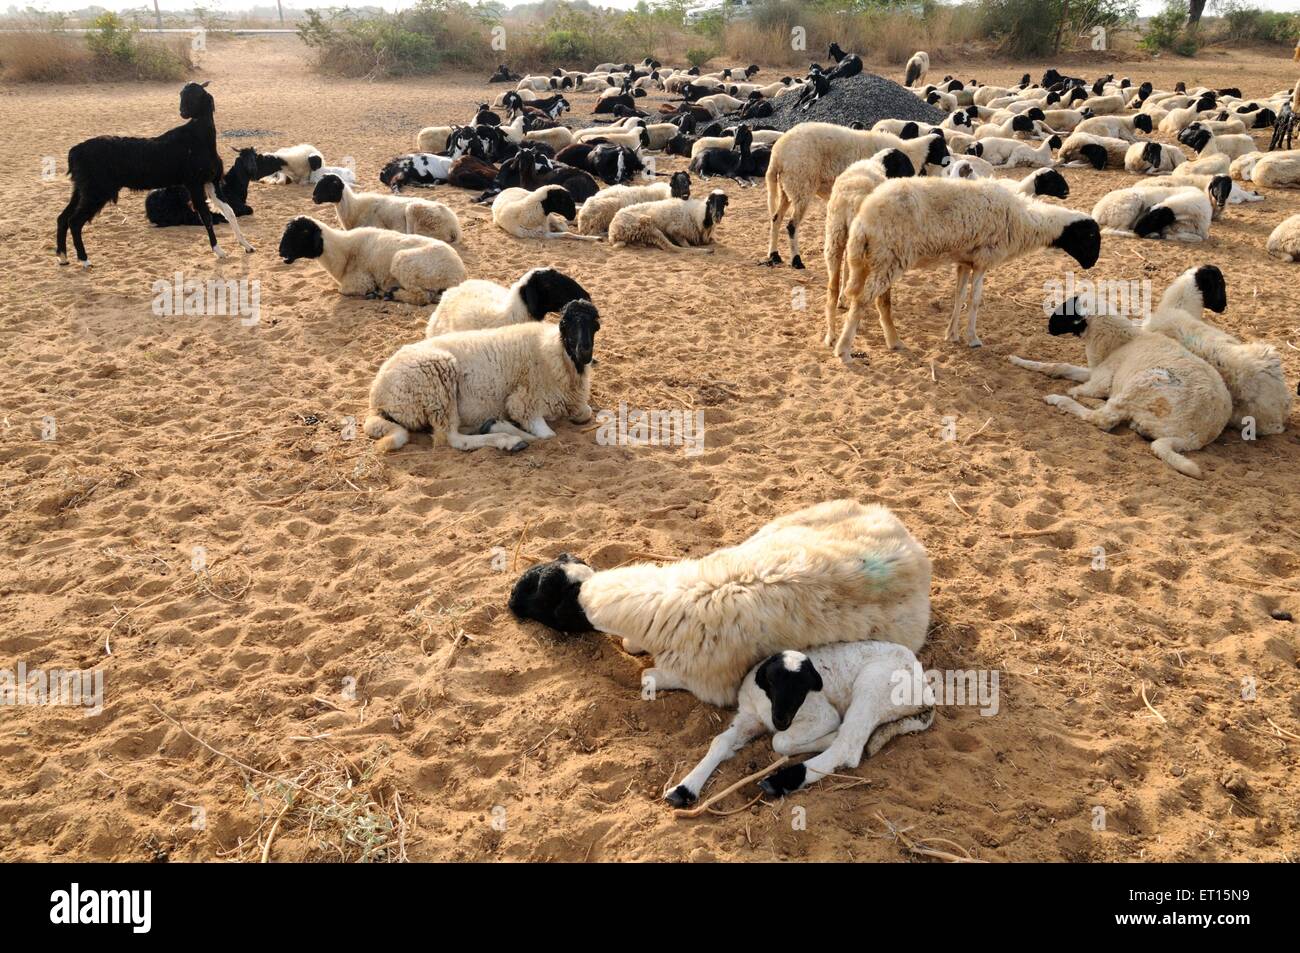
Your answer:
(51, 48), (1299, 808)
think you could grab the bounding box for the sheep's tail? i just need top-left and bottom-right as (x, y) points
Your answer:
(364, 413), (409, 453)
(866, 705), (934, 758)
(1151, 438), (1202, 478)
(765, 161), (780, 221)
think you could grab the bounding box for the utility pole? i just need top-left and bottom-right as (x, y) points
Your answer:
(276, 0), (284, 26)
(153, 0), (163, 30)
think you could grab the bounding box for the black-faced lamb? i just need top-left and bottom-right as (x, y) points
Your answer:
(277, 216), (465, 305)
(607, 189), (729, 252)
(664, 642), (934, 806)
(364, 300), (598, 453)
(508, 500), (932, 707)
(576, 171), (691, 235)
(311, 173), (460, 243)
(425, 267), (591, 335)
(492, 185), (597, 241)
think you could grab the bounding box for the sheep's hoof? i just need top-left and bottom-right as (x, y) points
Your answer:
(242, 243), (255, 254)
(761, 252), (782, 267)
(1045, 394), (1066, 407)
(759, 763), (807, 798)
(506, 440), (528, 453)
(967, 337), (983, 348)
(664, 785), (696, 809)
(476, 418), (498, 435)
(213, 246), (228, 260)
(79, 259), (92, 270)
(56, 254), (68, 266)
(790, 255), (805, 270)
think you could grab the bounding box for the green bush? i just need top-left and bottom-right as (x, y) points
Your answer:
(685, 45), (718, 67)
(1140, 0), (1200, 53)
(977, 0), (1135, 56)
(1217, 3), (1300, 44)
(76, 12), (192, 80)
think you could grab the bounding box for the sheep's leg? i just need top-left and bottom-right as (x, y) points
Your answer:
(824, 233), (847, 347)
(1044, 394), (1126, 431)
(663, 711), (767, 808)
(1007, 356), (1091, 381)
(784, 198), (810, 269)
(67, 195), (103, 268)
(524, 417), (557, 439)
(964, 270), (985, 348)
(764, 182), (791, 264)
(480, 418), (539, 442)
(641, 667), (688, 693)
(772, 730), (838, 756)
(188, 183), (225, 259)
(56, 189), (81, 264)
(1066, 374), (1112, 400)
(945, 265), (970, 343)
(621, 637), (647, 655)
(876, 290), (900, 351)
(444, 404), (528, 452)
(205, 182), (255, 253)
(761, 661), (926, 798)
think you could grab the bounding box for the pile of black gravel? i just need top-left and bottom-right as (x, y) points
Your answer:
(758, 72), (946, 133)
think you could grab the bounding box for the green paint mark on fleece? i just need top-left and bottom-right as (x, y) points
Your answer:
(859, 554), (893, 584)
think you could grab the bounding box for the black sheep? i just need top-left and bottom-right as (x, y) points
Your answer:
(145, 146), (270, 227)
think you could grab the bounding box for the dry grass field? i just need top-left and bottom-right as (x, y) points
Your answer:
(1, 35), (1297, 862)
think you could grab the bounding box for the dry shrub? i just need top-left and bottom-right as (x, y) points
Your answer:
(0, 18), (193, 83)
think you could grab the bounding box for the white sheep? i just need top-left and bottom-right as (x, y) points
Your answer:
(1141, 266), (1291, 434)
(1124, 141), (1186, 175)
(492, 186), (597, 241)
(1189, 131), (1257, 160)
(425, 267), (591, 336)
(608, 189), (729, 252)
(1056, 131), (1130, 169)
(904, 51), (929, 88)
(576, 171), (691, 235)
(1010, 298), (1232, 478)
(311, 173), (460, 243)
(1073, 113), (1155, 141)
(663, 642), (934, 807)
(1267, 213), (1300, 261)
(1091, 181), (1224, 241)
(508, 499), (933, 707)
(364, 299), (598, 453)
(833, 176), (1101, 357)
(1168, 168), (1263, 207)
(267, 143), (323, 184)
(764, 124), (950, 268)
(415, 125), (453, 154)
(1248, 151), (1300, 189)
(524, 126), (574, 151)
(277, 216), (465, 306)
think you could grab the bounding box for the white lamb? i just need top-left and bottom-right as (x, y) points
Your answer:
(663, 642), (934, 807)
(1141, 266), (1291, 434)
(576, 171), (690, 235)
(267, 143), (323, 184)
(1124, 141), (1186, 175)
(492, 186), (596, 241)
(311, 173), (460, 243)
(508, 499), (933, 707)
(834, 176), (1101, 357)
(1010, 298), (1232, 477)
(607, 189), (729, 251)
(1091, 181), (1223, 241)
(277, 216), (465, 306)
(425, 267), (590, 336)
(1266, 213), (1300, 261)
(364, 299), (598, 453)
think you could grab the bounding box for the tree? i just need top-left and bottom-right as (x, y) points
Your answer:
(1188, 0), (1206, 23)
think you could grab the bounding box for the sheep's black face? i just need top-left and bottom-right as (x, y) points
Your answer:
(1255, 108), (1276, 129)
(254, 153), (287, 179)
(1045, 92), (1060, 105)
(1034, 168), (1069, 199)
(1186, 129), (1212, 153)
(311, 174), (346, 205)
(704, 191), (729, 229)
(540, 187), (578, 221)
(179, 81), (213, 119)
(1139, 81), (1153, 100)
(1026, 107), (1045, 122)
(1134, 113), (1153, 134)
(308, 154), (323, 172)
(898, 121), (919, 141)
(559, 300), (600, 370)
(1046, 134), (1063, 152)
(1177, 124), (1201, 147)
(926, 92), (940, 106)
(1208, 175), (1233, 210)
(881, 149), (916, 179)
(509, 554), (593, 632)
(1053, 218), (1101, 269)
(734, 125), (753, 151)
(924, 135), (950, 168)
(1141, 142), (1162, 169)
(1080, 143), (1108, 170)
(1010, 114), (1034, 134)
(1048, 297), (1089, 336)
(754, 652), (823, 732)
(278, 217), (324, 263)
(1175, 81), (1187, 93)
(966, 142), (983, 157)
(1067, 88), (1087, 106)
(668, 171), (691, 200)
(521, 268), (591, 321)
(1133, 205), (1176, 239)
(1194, 265), (1228, 313)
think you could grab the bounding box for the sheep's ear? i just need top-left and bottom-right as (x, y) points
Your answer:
(754, 657), (774, 695)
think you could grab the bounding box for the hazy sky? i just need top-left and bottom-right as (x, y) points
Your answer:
(14, 0), (1300, 16)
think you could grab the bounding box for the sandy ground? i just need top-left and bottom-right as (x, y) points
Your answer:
(1, 36), (1298, 862)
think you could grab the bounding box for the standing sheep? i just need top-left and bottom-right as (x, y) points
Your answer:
(364, 300), (599, 453)
(904, 51), (930, 88)
(277, 216), (465, 305)
(508, 500), (932, 707)
(833, 177), (1100, 358)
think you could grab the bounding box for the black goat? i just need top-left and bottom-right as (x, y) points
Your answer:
(517, 147), (599, 202)
(145, 146), (272, 227)
(488, 65), (520, 83)
(57, 81), (253, 266)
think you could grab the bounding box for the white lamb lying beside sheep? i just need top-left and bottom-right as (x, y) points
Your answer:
(267, 143), (324, 184)
(312, 173), (460, 243)
(664, 642), (934, 806)
(1267, 213), (1300, 261)
(364, 299), (598, 453)
(607, 189), (729, 251)
(1141, 265), (1292, 435)
(425, 267), (591, 335)
(508, 499), (932, 707)
(492, 185), (596, 241)
(1090, 180), (1226, 242)
(1010, 297), (1232, 477)
(576, 171), (691, 236)
(277, 216), (465, 306)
